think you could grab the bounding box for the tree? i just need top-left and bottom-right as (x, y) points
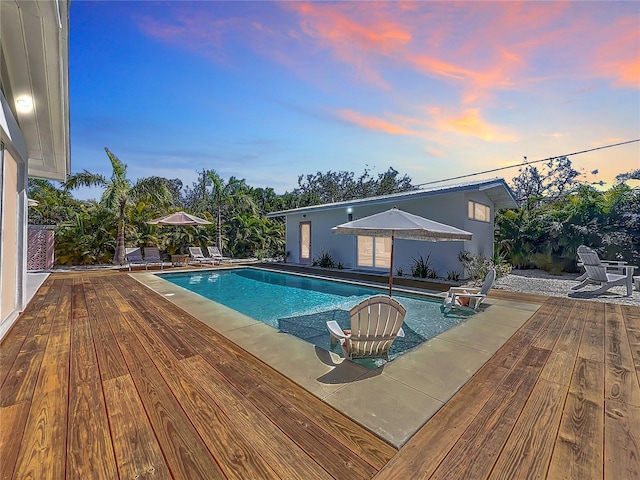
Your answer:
(496, 182), (640, 272)
(206, 171), (257, 251)
(27, 178), (80, 225)
(293, 167), (415, 206)
(616, 169), (640, 183)
(511, 156), (581, 208)
(183, 170), (258, 251)
(63, 147), (173, 265)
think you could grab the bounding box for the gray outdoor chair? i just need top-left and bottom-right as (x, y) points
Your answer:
(572, 245), (635, 296)
(143, 246), (164, 270)
(125, 247), (147, 271)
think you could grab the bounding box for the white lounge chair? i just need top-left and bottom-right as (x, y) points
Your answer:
(327, 295), (406, 361)
(125, 247), (147, 271)
(143, 246), (164, 269)
(443, 268), (496, 312)
(188, 246), (216, 265)
(572, 245), (635, 296)
(207, 246), (231, 264)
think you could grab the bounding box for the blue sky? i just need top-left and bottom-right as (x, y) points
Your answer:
(69, 1), (639, 199)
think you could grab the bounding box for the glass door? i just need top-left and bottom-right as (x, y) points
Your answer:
(300, 222), (311, 264)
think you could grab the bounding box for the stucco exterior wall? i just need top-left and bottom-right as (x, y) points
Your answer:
(283, 189), (499, 278)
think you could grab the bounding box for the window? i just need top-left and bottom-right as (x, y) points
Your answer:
(357, 236), (391, 268)
(468, 200), (491, 223)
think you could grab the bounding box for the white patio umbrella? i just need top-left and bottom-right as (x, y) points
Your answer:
(332, 207), (473, 296)
(147, 211), (212, 226)
(147, 211), (213, 255)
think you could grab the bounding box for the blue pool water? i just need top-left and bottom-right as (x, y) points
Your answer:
(160, 268), (471, 362)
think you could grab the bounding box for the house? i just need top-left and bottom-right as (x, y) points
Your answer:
(0, 1), (70, 339)
(266, 178), (518, 278)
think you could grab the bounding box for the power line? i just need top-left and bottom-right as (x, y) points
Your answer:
(415, 138), (640, 187)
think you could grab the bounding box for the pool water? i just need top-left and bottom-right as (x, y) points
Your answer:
(161, 268), (472, 363)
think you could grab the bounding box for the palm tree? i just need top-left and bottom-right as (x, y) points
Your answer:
(205, 170), (257, 252)
(63, 147), (173, 265)
(27, 178), (79, 225)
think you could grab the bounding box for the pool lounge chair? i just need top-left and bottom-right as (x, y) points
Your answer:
(443, 268), (496, 313)
(188, 247), (216, 265)
(572, 245), (635, 296)
(327, 295), (406, 361)
(207, 246), (232, 264)
(143, 246), (164, 270)
(125, 247), (147, 271)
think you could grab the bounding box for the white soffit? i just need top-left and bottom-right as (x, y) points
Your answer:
(1, 0), (70, 181)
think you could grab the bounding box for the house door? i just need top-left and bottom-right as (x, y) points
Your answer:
(300, 221), (311, 264)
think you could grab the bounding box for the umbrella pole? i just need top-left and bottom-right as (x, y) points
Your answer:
(388, 233), (395, 296)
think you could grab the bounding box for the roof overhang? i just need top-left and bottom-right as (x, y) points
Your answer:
(0, 0), (70, 181)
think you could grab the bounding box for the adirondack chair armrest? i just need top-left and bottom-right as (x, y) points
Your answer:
(448, 286), (481, 295)
(579, 259), (628, 274)
(327, 320), (350, 349)
(622, 265), (637, 277)
(453, 292), (485, 299)
(326, 320), (349, 340)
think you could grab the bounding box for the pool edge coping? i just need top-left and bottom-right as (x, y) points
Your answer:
(129, 266), (542, 448)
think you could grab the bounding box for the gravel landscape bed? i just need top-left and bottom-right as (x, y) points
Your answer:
(494, 269), (640, 306)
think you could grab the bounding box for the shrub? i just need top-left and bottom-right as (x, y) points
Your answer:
(458, 250), (512, 281)
(447, 270), (460, 281)
(411, 254), (436, 279)
(312, 250), (336, 268)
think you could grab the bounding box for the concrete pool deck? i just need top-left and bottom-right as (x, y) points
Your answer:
(134, 267), (543, 448)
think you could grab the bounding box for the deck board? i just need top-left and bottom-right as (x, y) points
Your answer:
(66, 279), (118, 480)
(548, 357), (604, 479)
(1, 270), (639, 479)
(103, 374), (174, 479)
(427, 347), (551, 480)
(12, 279), (72, 480)
(120, 309), (283, 480)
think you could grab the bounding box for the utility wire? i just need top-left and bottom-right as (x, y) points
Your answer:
(415, 138), (640, 187)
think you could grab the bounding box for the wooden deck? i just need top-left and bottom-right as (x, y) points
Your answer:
(1, 270), (639, 479)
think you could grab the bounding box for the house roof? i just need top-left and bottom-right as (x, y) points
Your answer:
(0, 0), (70, 181)
(266, 178), (518, 217)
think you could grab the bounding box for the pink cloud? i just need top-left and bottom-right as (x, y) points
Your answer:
(336, 105), (517, 145)
(337, 109), (414, 135)
(425, 147), (444, 157)
(135, 1), (638, 111)
(284, 1), (638, 101)
(429, 108), (518, 142)
(594, 18), (640, 88)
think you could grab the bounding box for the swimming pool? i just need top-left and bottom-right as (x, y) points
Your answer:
(160, 267), (471, 362)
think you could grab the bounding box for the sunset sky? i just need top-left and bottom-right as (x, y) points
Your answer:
(70, 1), (640, 198)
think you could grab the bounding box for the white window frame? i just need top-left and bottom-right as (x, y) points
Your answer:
(357, 235), (391, 268)
(468, 200), (491, 223)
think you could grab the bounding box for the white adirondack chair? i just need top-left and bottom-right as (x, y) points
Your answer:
(327, 295), (406, 361)
(443, 268), (496, 312)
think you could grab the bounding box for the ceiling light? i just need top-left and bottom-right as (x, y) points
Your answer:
(15, 96), (33, 112)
